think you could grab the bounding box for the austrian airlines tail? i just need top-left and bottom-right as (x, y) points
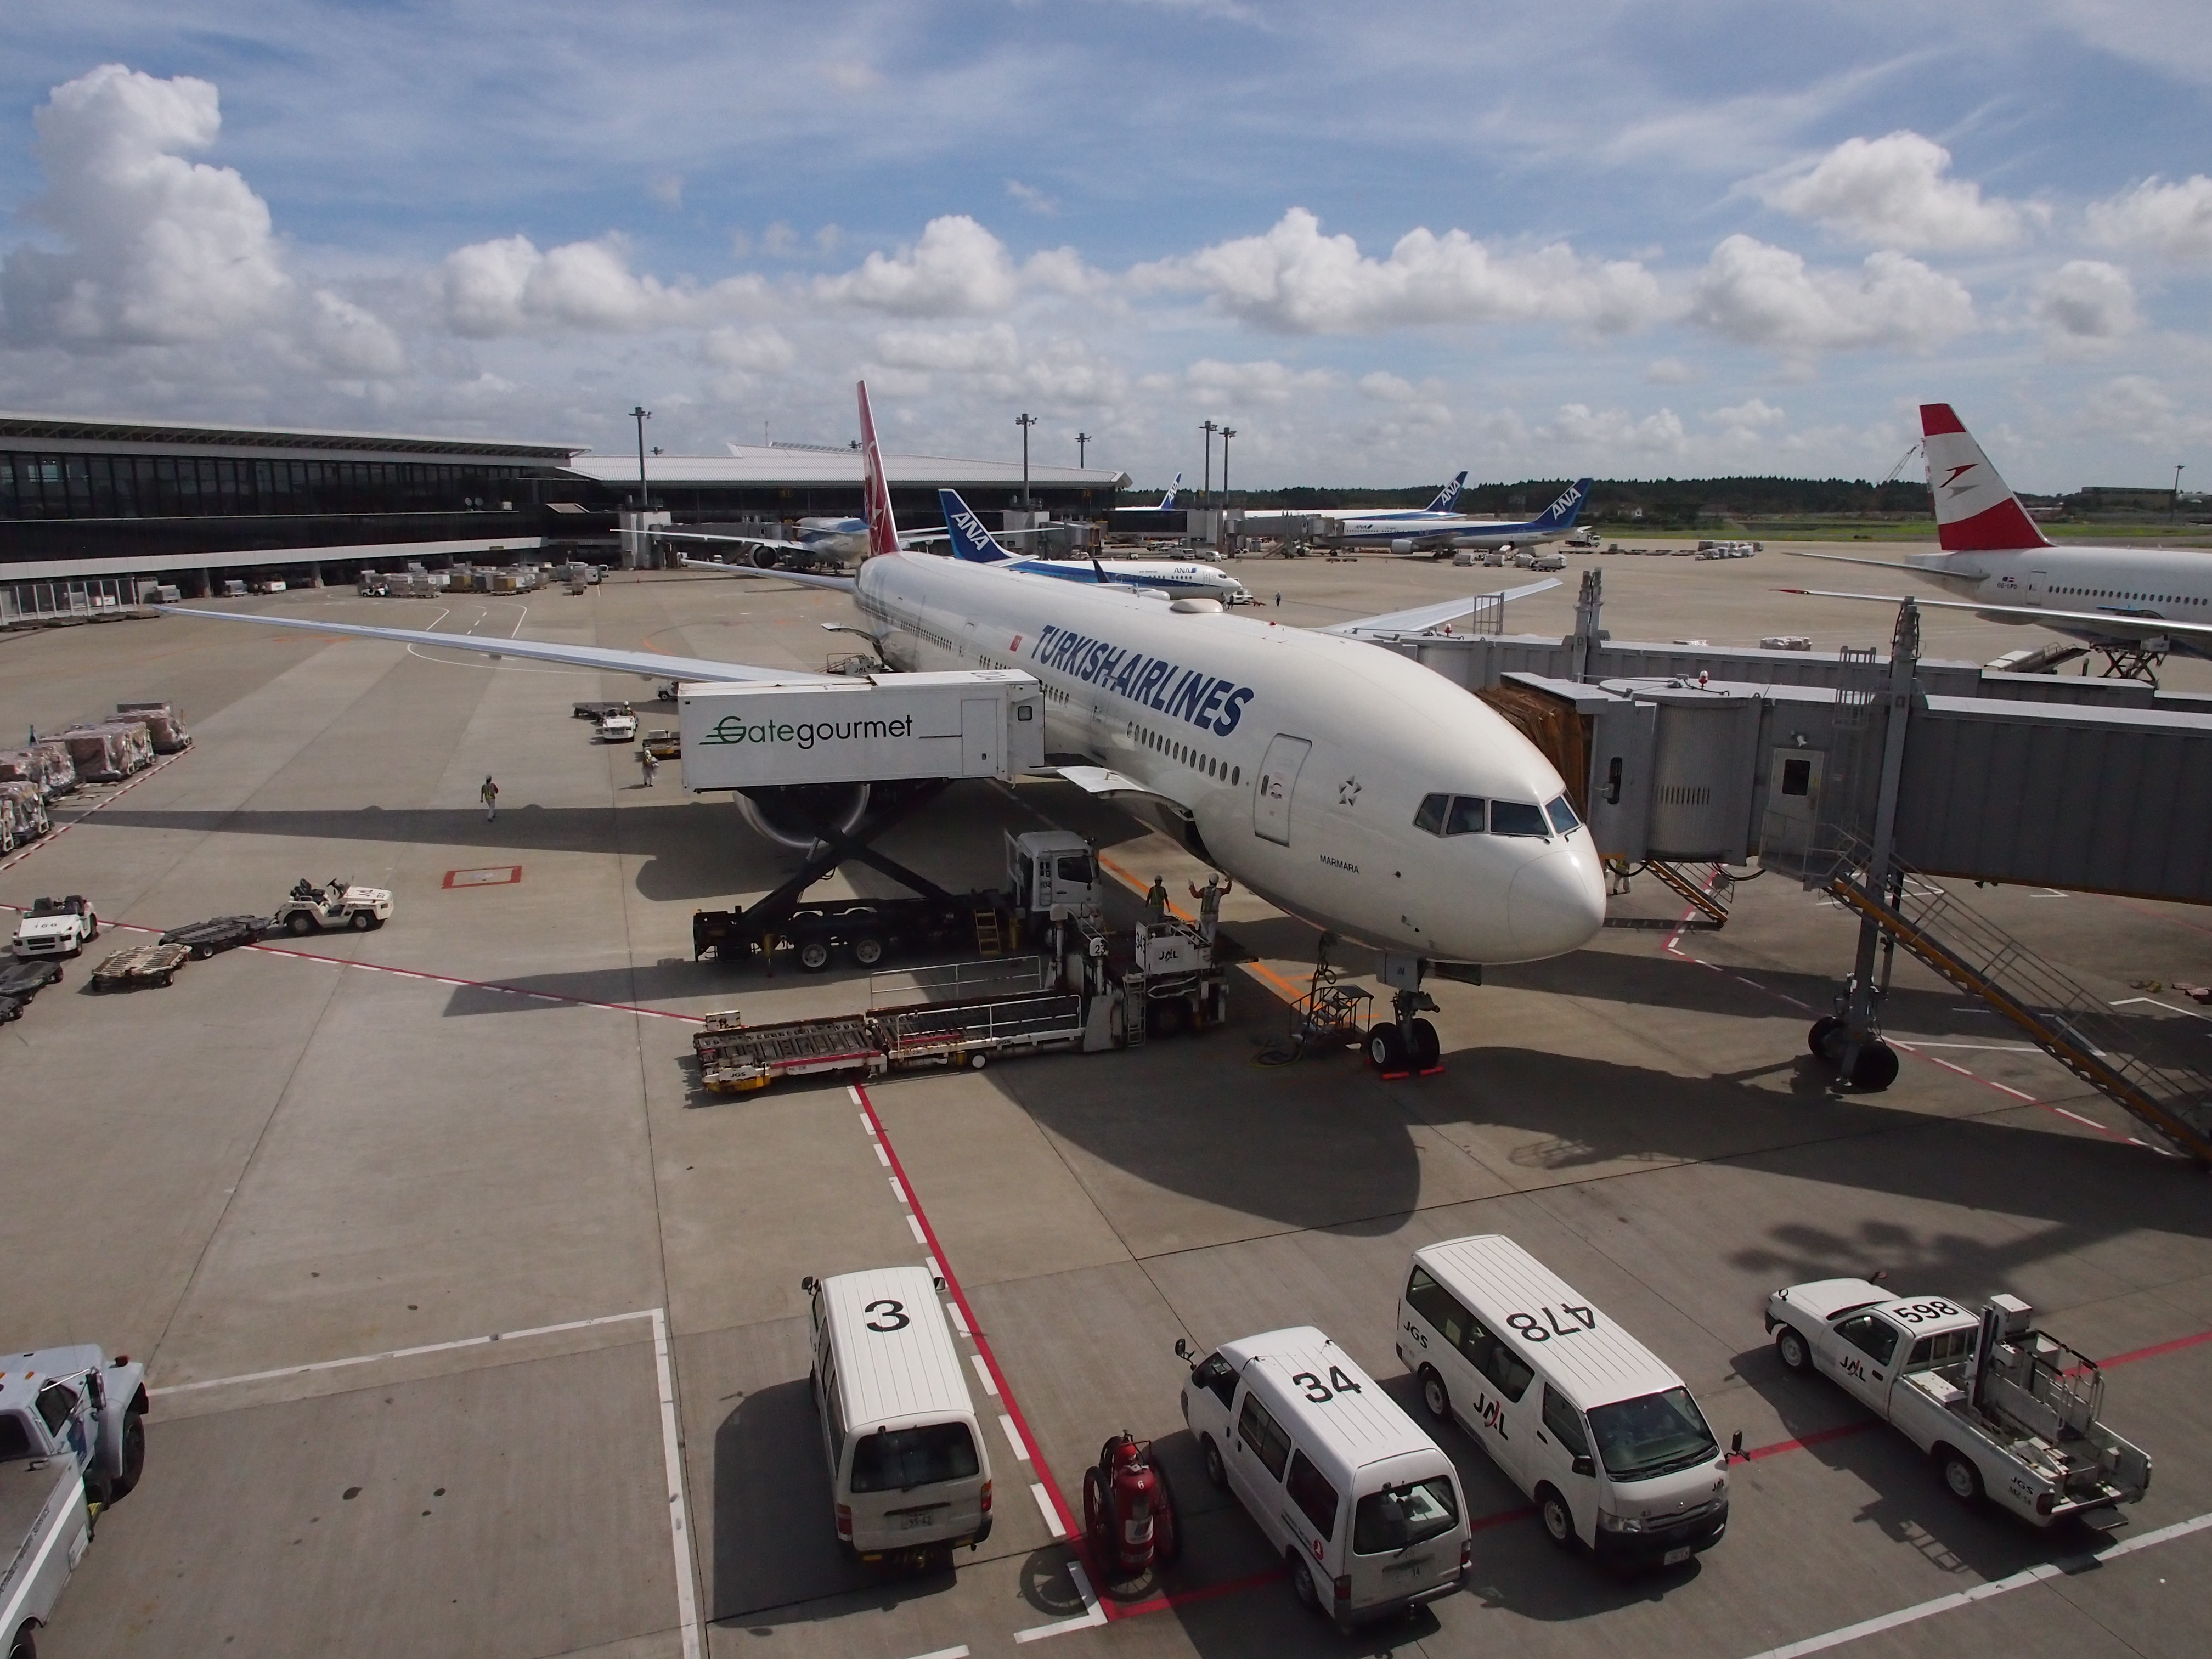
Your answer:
(858, 381), (901, 559)
(1921, 403), (2051, 555)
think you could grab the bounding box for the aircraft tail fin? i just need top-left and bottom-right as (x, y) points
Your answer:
(857, 382), (901, 560)
(1533, 478), (1592, 530)
(939, 489), (1015, 562)
(1425, 471), (1468, 512)
(1159, 472), (1183, 509)
(1920, 404), (2051, 553)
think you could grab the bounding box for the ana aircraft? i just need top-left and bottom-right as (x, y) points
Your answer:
(1783, 404), (2212, 678)
(938, 489), (1251, 603)
(1111, 473), (1183, 520)
(1253, 477), (1593, 556)
(162, 383), (1602, 1069)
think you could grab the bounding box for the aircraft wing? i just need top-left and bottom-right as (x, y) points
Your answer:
(673, 554), (856, 592)
(153, 606), (847, 684)
(1776, 588), (2212, 642)
(1784, 548), (1940, 573)
(654, 529), (821, 555)
(1031, 764), (1195, 809)
(1322, 577), (1562, 638)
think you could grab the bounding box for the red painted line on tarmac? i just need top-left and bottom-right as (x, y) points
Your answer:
(851, 1083), (1094, 1601)
(0, 749), (184, 876)
(1109, 1566), (1288, 1618)
(240, 940), (707, 1022)
(1734, 1420), (1881, 1463)
(2102, 1326), (2212, 1368)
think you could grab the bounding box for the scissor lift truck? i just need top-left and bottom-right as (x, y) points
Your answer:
(1765, 1282), (2151, 1530)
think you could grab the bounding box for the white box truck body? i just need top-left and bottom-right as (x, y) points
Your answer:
(678, 671), (1045, 791)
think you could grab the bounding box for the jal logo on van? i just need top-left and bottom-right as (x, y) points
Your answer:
(1507, 1305), (1598, 1343)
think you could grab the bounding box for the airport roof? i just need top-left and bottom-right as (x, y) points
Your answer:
(0, 411), (584, 465)
(561, 444), (1129, 491)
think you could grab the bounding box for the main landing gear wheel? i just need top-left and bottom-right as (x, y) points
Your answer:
(1367, 1022), (1406, 1071)
(1849, 1041), (1900, 1091)
(1808, 1015), (1843, 1059)
(1407, 1017), (1441, 1070)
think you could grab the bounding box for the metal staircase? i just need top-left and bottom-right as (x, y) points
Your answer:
(1826, 859), (2212, 1165)
(1646, 860), (1734, 927)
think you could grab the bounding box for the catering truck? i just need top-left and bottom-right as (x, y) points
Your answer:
(1765, 1280), (2151, 1530)
(678, 670), (1045, 791)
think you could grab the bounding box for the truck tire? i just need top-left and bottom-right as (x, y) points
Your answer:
(1937, 1447), (1984, 1506)
(349, 910), (375, 932)
(851, 935), (884, 967)
(1536, 1485), (1577, 1551)
(796, 938), (831, 973)
(1776, 1327), (1811, 1372)
(109, 1409), (146, 1499)
(287, 911), (318, 936)
(1288, 1547), (1322, 1612)
(1419, 1365), (1451, 1424)
(11, 1620), (37, 1659)
(1148, 997), (1188, 1039)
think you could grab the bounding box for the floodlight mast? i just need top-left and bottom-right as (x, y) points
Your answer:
(630, 405), (651, 509)
(1200, 420), (1219, 503)
(1015, 412), (1039, 507)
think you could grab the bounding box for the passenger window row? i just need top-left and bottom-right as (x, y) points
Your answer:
(1406, 1267), (1534, 1401)
(1412, 793), (1580, 839)
(1128, 720), (1240, 786)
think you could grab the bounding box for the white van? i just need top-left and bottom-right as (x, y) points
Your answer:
(1396, 1235), (1730, 1571)
(1177, 1326), (1469, 1631)
(803, 1265), (993, 1562)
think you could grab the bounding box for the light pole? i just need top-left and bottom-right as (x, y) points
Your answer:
(1200, 420), (1219, 503)
(1015, 412), (1039, 507)
(2175, 464), (2186, 520)
(1076, 431), (1091, 469)
(629, 405), (651, 510)
(1220, 426), (1237, 504)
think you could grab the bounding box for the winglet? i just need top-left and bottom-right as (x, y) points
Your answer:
(1425, 470), (1468, 513)
(1918, 403), (2051, 553)
(858, 381), (901, 560)
(939, 489), (1014, 562)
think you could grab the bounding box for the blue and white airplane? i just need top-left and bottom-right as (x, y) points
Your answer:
(1324, 478), (1593, 556)
(939, 489), (1252, 604)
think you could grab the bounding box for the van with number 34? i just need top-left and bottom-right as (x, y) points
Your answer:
(1398, 1235), (1731, 1571)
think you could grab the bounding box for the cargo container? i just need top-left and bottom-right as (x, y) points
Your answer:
(678, 671), (1045, 792)
(114, 702), (191, 753)
(58, 728), (130, 783)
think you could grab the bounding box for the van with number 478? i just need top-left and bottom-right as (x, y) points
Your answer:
(1397, 1235), (1731, 1572)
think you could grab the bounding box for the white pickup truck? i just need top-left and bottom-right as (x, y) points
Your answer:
(10, 898), (97, 962)
(3, 1344), (149, 1658)
(1765, 1280), (2150, 1530)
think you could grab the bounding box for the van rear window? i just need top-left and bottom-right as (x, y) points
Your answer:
(1352, 1476), (1459, 1555)
(849, 1422), (980, 1493)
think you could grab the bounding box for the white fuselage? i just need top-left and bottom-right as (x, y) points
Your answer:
(1014, 556), (1250, 602)
(855, 553), (1607, 963)
(1907, 545), (2212, 658)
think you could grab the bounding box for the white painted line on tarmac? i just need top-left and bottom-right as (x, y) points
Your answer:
(926, 1256), (943, 1281)
(848, 1086), (866, 1107)
(907, 1213), (928, 1245)
(889, 1177), (908, 1206)
(873, 1142), (890, 1167)
(154, 1308), (657, 1395)
(970, 1353), (999, 1397)
(1000, 1413), (1031, 1462)
(945, 1301), (970, 1337)
(859, 1111), (876, 1137)
(651, 1306), (705, 1659)
(1030, 1480), (1066, 1538)
(1012, 1559), (1103, 1642)
(1737, 1508), (2212, 1659)
(904, 1647), (970, 1659)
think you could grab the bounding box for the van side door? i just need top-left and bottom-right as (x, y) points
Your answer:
(1228, 1387), (1295, 1546)
(1534, 1384), (1599, 1541)
(1403, 1267), (1532, 1486)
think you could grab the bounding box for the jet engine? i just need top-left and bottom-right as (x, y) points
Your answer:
(751, 546), (782, 569)
(1390, 538), (1414, 556)
(734, 783), (871, 850)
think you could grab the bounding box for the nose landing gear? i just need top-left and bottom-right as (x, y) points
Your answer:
(1368, 953), (1444, 1077)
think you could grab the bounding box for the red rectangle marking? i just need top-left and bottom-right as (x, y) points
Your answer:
(442, 865), (523, 889)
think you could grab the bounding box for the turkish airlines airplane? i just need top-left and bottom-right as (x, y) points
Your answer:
(1784, 404), (2212, 674)
(164, 384), (1604, 1069)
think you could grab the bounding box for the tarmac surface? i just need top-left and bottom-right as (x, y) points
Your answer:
(1, 544), (2208, 1659)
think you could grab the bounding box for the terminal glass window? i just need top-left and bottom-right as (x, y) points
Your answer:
(1284, 1450), (1341, 1539)
(1353, 1475), (1460, 1555)
(848, 1422), (979, 1493)
(1586, 1387), (1719, 1482)
(1490, 801), (1549, 837)
(1235, 1395), (1293, 1482)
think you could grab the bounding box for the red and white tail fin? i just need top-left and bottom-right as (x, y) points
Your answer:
(857, 380), (901, 560)
(1920, 403), (2051, 554)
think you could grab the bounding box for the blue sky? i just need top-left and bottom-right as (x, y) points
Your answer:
(1, 0), (2208, 491)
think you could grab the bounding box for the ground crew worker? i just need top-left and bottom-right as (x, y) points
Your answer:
(1187, 872), (1233, 944)
(481, 775), (499, 821)
(1144, 874), (1169, 925)
(639, 747), (658, 786)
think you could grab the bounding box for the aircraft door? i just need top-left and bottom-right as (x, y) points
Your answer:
(2027, 569), (2047, 604)
(1254, 734), (1312, 846)
(961, 699), (996, 774)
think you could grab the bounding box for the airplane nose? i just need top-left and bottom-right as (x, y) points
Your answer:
(1506, 841), (1607, 960)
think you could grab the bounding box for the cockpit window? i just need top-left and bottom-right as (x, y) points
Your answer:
(1545, 795), (1581, 834)
(1446, 797), (1486, 836)
(1413, 794), (1449, 835)
(1489, 801), (1549, 837)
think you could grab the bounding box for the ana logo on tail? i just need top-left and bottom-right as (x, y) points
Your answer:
(938, 489), (1013, 562)
(1538, 479), (1593, 525)
(1426, 471), (1468, 512)
(1159, 472), (1183, 509)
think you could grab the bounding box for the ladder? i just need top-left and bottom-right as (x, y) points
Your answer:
(972, 909), (1002, 956)
(1122, 975), (1147, 1047)
(1827, 866), (2212, 1164)
(1646, 860), (1734, 927)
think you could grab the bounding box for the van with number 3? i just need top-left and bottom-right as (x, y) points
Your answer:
(1176, 1326), (1470, 1630)
(1397, 1235), (1730, 1571)
(802, 1265), (994, 1562)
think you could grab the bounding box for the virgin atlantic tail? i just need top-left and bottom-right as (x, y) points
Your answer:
(857, 381), (901, 560)
(1921, 404), (2052, 555)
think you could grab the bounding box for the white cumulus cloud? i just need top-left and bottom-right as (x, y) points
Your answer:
(813, 215), (1020, 317)
(1761, 132), (2036, 250)
(1140, 208), (1663, 335)
(1710, 397), (1786, 429)
(1538, 404), (1689, 456)
(1181, 357), (1337, 403)
(2034, 260), (2137, 341)
(435, 233), (765, 336)
(2086, 176), (2212, 263)
(1689, 235), (1976, 354)
(873, 322), (1021, 373)
(703, 325), (797, 373)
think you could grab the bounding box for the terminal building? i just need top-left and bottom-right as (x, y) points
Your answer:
(0, 411), (1126, 610)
